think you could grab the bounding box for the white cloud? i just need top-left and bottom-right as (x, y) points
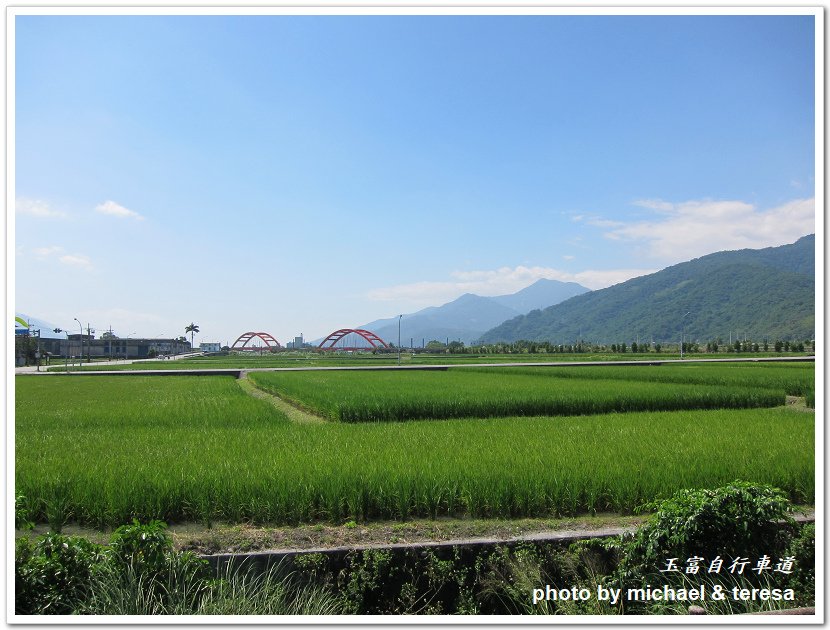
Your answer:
(95, 200), (144, 220)
(572, 212), (626, 229)
(33, 246), (64, 258)
(562, 255), (575, 261)
(59, 254), (93, 270)
(26, 245), (93, 270)
(572, 268), (657, 289)
(367, 265), (656, 306)
(586, 218), (626, 228)
(631, 198), (675, 212)
(604, 197), (815, 262)
(16, 197), (66, 218)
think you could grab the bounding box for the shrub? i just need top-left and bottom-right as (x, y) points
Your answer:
(16, 520), (339, 616)
(619, 481), (795, 581)
(602, 480), (816, 614)
(785, 522), (815, 606)
(108, 519), (173, 576)
(15, 533), (104, 615)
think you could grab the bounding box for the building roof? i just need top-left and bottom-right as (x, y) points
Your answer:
(15, 313), (64, 339)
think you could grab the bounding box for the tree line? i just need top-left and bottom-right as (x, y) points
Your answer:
(392, 338), (813, 355)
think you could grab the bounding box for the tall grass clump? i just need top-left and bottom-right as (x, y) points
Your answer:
(193, 563), (343, 615)
(17, 520), (342, 616)
(79, 560), (342, 615)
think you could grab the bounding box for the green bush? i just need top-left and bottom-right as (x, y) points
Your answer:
(619, 481), (795, 581)
(15, 521), (337, 616)
(15, 520), (209, 616)
(15, 533), (104, 615)
(108, 519), (173, 576)
(601, 480), (817, 614)
(785, 522), (815, 606)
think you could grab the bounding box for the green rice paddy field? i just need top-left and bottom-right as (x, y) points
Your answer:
(15, 362), (815, 528)
(247, 364), (803, 422)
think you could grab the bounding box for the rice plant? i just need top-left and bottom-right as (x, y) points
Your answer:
(467, 362), (814, 397)
(15, 375), (814, 526)
(249, 369), (787, 422)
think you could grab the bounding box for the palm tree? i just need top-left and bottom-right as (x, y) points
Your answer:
(185, 323), (199, 350)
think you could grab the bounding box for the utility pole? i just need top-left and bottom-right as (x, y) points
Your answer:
(30, 322), (41, 371)
(54, 328), (67, 372)
(397, 315), (402, 365)
(74, 318), (83, 366)
(86, 323), (92, 363)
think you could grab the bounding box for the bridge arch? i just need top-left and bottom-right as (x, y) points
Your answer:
(318, 328), (390, 351)
(231, 331), (282, 351)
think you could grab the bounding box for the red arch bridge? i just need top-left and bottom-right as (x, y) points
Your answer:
(231, 332), (282, 351)
(318, 329), (390, 351)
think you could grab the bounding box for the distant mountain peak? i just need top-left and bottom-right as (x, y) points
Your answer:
(492, 278), (590, 314)
(357, 278), (591, 346)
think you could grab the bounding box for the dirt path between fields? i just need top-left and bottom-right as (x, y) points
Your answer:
(236, 374), (325, 424)
(172, 514), (649, 556)
(785, 396), (813, 411)
(162, 509), (815, 557)
(19, 511), (815, 557)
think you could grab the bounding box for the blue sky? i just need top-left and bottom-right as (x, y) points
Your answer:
(13, 12), (817, 346)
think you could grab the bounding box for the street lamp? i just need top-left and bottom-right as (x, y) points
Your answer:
(398, 315), (403, 366)
(73, 318), (83, 366)
(680, 312), (691, 360)
(54, 328), (68, 371)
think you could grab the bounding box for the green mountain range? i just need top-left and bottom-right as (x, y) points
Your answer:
(478, 235), (815, 345)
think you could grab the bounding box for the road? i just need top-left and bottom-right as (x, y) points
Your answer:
(14, 355), (815, 377)
(13, 352), (205, 374)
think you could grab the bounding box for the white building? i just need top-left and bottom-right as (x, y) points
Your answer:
(200, 342), (221, 353)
